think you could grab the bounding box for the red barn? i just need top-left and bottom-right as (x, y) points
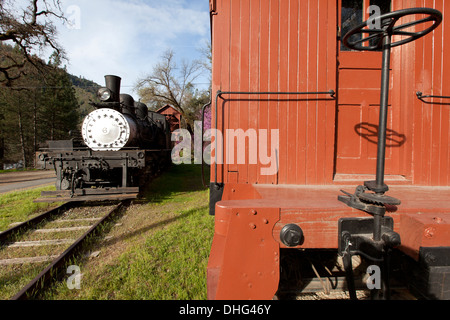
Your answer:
(156, 105), (182, 133)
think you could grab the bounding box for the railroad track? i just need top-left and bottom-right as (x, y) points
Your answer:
(0, 200), (129, 300)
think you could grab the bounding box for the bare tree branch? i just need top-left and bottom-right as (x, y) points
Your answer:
(136, 49), (207, 133)
(0, 0), (66, 86)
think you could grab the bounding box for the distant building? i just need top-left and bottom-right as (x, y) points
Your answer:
(156, 105), (182, 133)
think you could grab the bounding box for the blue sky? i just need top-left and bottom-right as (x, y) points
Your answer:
(53, 0), (211, 95)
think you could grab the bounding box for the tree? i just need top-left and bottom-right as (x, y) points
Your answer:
(199, 40), (212, 79)
(0, 45), (79, 168)
(135, 49), (208, 133)
(39, 53), (79, 142)
(0, 0), (66, 86)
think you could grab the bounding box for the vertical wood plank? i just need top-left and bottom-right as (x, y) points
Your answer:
(306, 0), (318, 183)
(286, 0), (299, 184)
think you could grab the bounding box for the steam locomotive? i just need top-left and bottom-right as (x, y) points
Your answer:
(36, 75), (171, 201)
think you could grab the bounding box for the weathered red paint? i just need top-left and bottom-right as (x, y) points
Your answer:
(207, 205), (280, 300)
(210, 0), (337, 185)
(210, 0), (450, 185)
(208, 184), (450, 299)
(401, 212), (450, 261)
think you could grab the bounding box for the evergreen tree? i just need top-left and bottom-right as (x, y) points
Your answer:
(0, 45), (79, 168)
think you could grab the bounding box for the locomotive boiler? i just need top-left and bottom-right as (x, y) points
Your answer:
(36, 75), (171, 202)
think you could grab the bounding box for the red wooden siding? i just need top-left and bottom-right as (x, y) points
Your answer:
(210, 0), (337, 185)
(390, 0), (450, 186)
(210, 0), (450, 187)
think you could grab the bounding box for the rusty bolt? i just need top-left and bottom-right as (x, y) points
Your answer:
(433, 217), (444, 224)
(280, 224), (303, 247)
(251, 209), (257, 215)
(249, 223), (256, 230)
(424, 227), (436, 239)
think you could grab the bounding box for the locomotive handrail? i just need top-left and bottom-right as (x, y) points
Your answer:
(213, 90), (336, 185)
(416, 91), (450, 105)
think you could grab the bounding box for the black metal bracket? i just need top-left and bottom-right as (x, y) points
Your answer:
(416, 91), (450, 105)
(338, 187), (386, 216)
(209, 182), (224, 216)
(338, 185), (400, 215)
(338, 217), (401, 300)
(338, 217), (399, 258)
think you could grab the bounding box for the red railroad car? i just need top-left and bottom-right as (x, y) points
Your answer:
(206, 0), (450, 300)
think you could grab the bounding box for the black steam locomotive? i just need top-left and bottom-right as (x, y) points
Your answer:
(36, 75), (171, 201)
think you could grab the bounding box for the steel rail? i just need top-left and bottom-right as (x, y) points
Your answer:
(0, 202), (78, 245)
(10, 200), (129, 300)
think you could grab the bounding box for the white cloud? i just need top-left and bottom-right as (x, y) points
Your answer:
(54, 0), (210, 95)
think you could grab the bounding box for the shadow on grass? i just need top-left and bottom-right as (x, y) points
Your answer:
(105, 205), (209, 247)
(105, 164), (211, 245)
(140, 164), (209, 203)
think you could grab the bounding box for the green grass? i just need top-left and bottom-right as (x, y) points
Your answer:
(39, 164), (214, 300)
(0, 185), (58, 232)
(62, 205), (212, 300)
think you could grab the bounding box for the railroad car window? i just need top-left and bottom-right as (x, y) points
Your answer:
(370, 0), (391, 16)
(341, 0), (363, 51)
(341, 0), (391, 51)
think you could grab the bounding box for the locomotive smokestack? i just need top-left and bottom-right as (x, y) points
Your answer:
(104, 75), (121, 102)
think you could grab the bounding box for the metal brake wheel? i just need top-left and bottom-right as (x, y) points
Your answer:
(342, 7), (442, 51)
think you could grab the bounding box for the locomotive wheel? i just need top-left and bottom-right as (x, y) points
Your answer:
(342, 8), (442, 51)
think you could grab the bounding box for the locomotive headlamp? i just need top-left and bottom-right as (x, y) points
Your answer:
(98, 87), (112, 101)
